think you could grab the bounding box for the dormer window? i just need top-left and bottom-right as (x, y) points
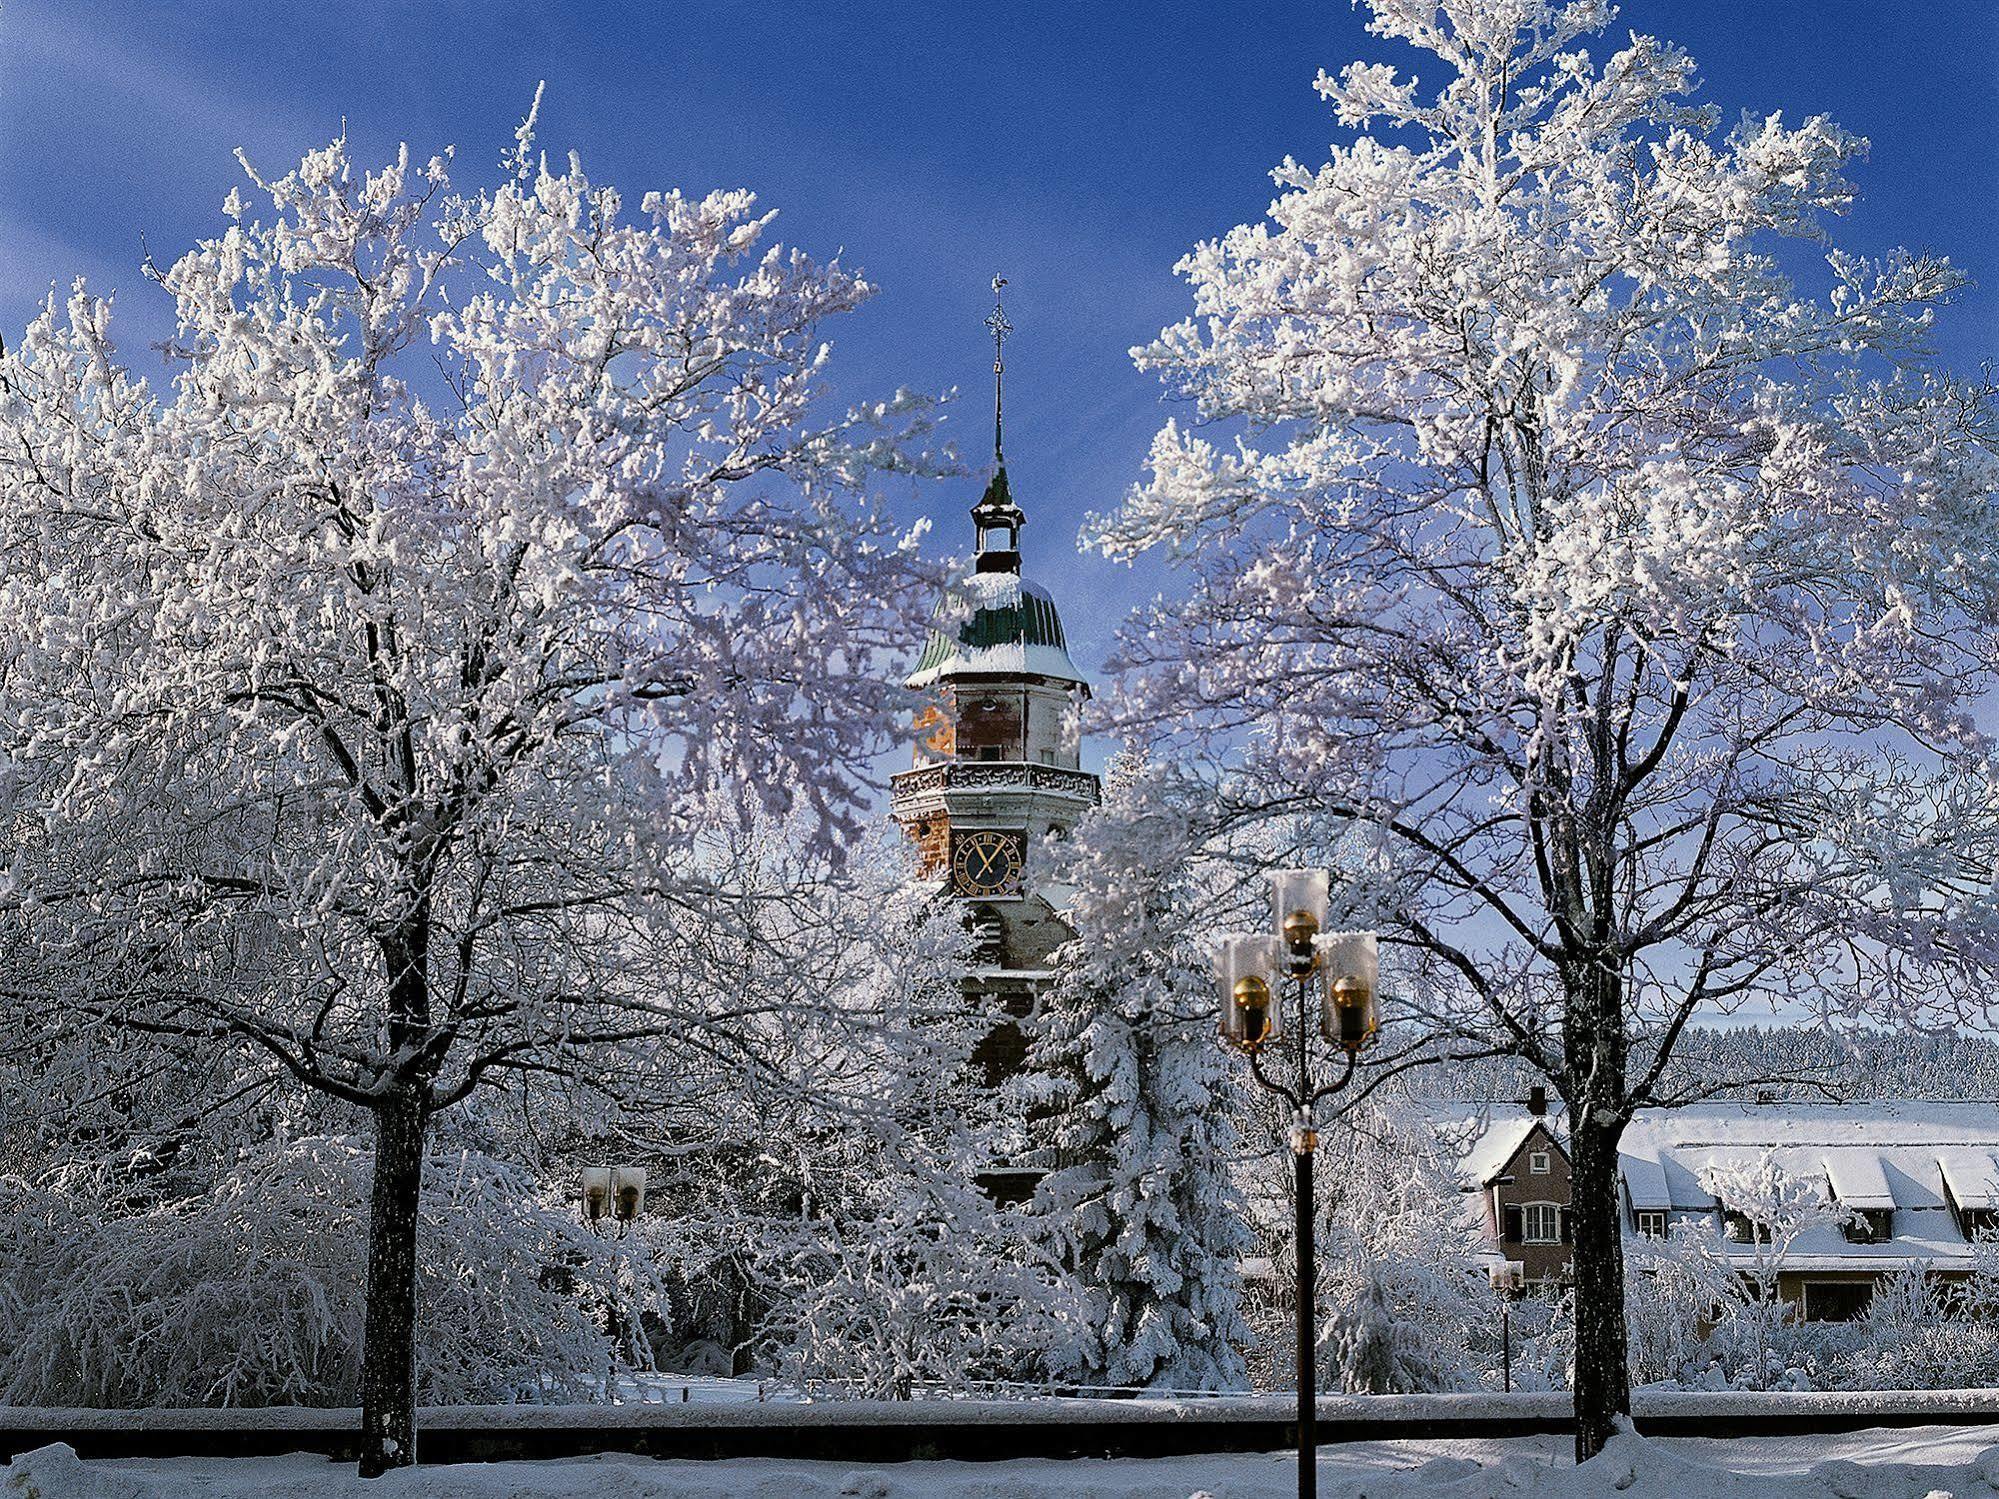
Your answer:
(1635, 1210), (1668, 1239)
(1843, 1208), (1893, 1244)
(1723, 1209), (1771, 1245)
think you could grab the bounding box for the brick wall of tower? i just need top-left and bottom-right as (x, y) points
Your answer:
(903, 812), (950, 878)
(956, 693), (1024, 759)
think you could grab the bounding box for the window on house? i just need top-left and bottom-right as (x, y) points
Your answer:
(977, 746), (1003, 762)
(1522, 1203), (1562, 1244)
(1801, 1281), (1873, 1323)
(1529, 1151), (1552, 1175)
(1842, 1208), (1893, 1245)
(1635, 1210), (1668, 1239)
(1723, 1209), (1771, 1245)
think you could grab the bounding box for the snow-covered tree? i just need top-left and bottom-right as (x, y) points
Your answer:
(1689, 1155), (1852, 1390)
(0, 1135), (627, 1408)
(1307, 1105), (1495, 1394)
(1086, 0), (1999, 1455)
(1020, 764), (1255, 1391)
(747, 1132), (1070, 1399)
(568, 811), (1071, 1398)
(0, 100), (934, 1472)
(1237, 1095), (1496, 1394)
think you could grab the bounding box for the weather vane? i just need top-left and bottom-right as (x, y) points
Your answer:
(986, 275), (1011, 462)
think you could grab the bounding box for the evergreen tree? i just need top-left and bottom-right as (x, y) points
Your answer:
(1020, 763), (1253, 1391)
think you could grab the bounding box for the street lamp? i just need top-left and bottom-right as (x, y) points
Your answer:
(580, 1165), (648, 1232)
(1487, 1252), (1523, 1393)
(1216, 871), (1379, 1499)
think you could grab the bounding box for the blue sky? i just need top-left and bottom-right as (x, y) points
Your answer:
(2, 0), (1992, 689)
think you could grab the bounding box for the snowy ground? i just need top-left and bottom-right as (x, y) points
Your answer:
(12, 1425), (1999, 1499)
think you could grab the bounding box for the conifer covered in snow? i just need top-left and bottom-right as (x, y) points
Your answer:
(1020, 763), (1254, 1391)
(1310, 1105), (1494, 1394)
(1088, 0), (1999, 1455)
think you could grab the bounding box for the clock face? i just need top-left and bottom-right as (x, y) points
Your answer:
(951, 829), (1026, 898)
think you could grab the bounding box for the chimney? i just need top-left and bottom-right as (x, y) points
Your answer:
(1527, 1085), (1548, 1117)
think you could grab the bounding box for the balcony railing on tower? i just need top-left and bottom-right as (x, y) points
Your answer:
(889, 760), (1102, 807)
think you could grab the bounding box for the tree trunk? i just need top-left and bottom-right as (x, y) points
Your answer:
(1568, 1114), (1629, 1463)
(358, 1082), (427, 1477)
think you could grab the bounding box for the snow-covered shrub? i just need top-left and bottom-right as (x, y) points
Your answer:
(0, 1137), (625, 1407)
(1825, 1267), (1999, 1391)
(1244, 1100), (1495, 1394)
(1624, 1238), (1713, 1387)
(750, 1163), (1072, 1399)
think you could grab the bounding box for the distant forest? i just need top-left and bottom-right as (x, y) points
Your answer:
(1423, 1025), (1999, 1105)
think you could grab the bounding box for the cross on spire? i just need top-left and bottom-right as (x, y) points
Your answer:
(985, 274), (1011, 463)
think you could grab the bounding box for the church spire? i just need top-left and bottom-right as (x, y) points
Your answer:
(985, 274), (1011, 464)
(971, 274), (1025, 574)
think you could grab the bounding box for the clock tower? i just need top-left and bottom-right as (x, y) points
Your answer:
(890, 279), (1100, 1103)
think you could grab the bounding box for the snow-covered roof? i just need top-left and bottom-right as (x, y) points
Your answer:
(907, 572), (1088, 688)
(1617, 1102), (1999, 1212)
(1622, 1153), (1671, 1212)
(1823, 1151), (1895, 1211)
(1939, 1149), (1999, 1211)
(1460, 1116), (1555, 1187)
(1620, 1103), (1999, 1270)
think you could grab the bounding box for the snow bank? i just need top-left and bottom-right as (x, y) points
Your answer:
(1322, 1423), (1999, 1498)
(15, 1427), (1999, 1499)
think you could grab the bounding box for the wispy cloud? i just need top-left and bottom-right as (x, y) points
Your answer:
(0, 0), (299, 150)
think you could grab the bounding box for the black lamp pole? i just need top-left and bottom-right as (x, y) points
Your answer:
(1221, 916), (1376, 1499)
(1245, 971), (1359, 1499)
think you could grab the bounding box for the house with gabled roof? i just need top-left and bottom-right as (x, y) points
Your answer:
(1460, 1087), (1573, 1290)
(1458, 1098), (1999, 1321)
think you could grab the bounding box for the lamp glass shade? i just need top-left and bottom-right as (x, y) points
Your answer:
(1215, 934), (1284, 1045)
(1268, 868), (1330, 945)
(611, 1165), (648, 1222)
(1318, 929), (1380, 1048)
(581, 1166), (611, 1222)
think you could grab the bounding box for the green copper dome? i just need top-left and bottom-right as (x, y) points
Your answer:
(907, 572), (1086, 688)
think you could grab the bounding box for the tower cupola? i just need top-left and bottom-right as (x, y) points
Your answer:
(971, 467), (1025, 574)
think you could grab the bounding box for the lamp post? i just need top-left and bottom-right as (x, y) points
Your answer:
(581, 1165), (648, 1360)
(1216, 871), (1379, 1499)
(1487, 1183), (1522, 1394)
(580, 1165), (648, 1233)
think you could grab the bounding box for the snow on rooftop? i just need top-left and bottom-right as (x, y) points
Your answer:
(1620, 1101), (1999, 1153)
(1939, 1149), (1999, 1210)
(1460, 1117), (1548, 1186)
(1824, 1150), (1895, 1210)
(907, 640), (1086, 685)
(1622, 1152), (1670, 1211)
(1619, 1102), (1999, 1217)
